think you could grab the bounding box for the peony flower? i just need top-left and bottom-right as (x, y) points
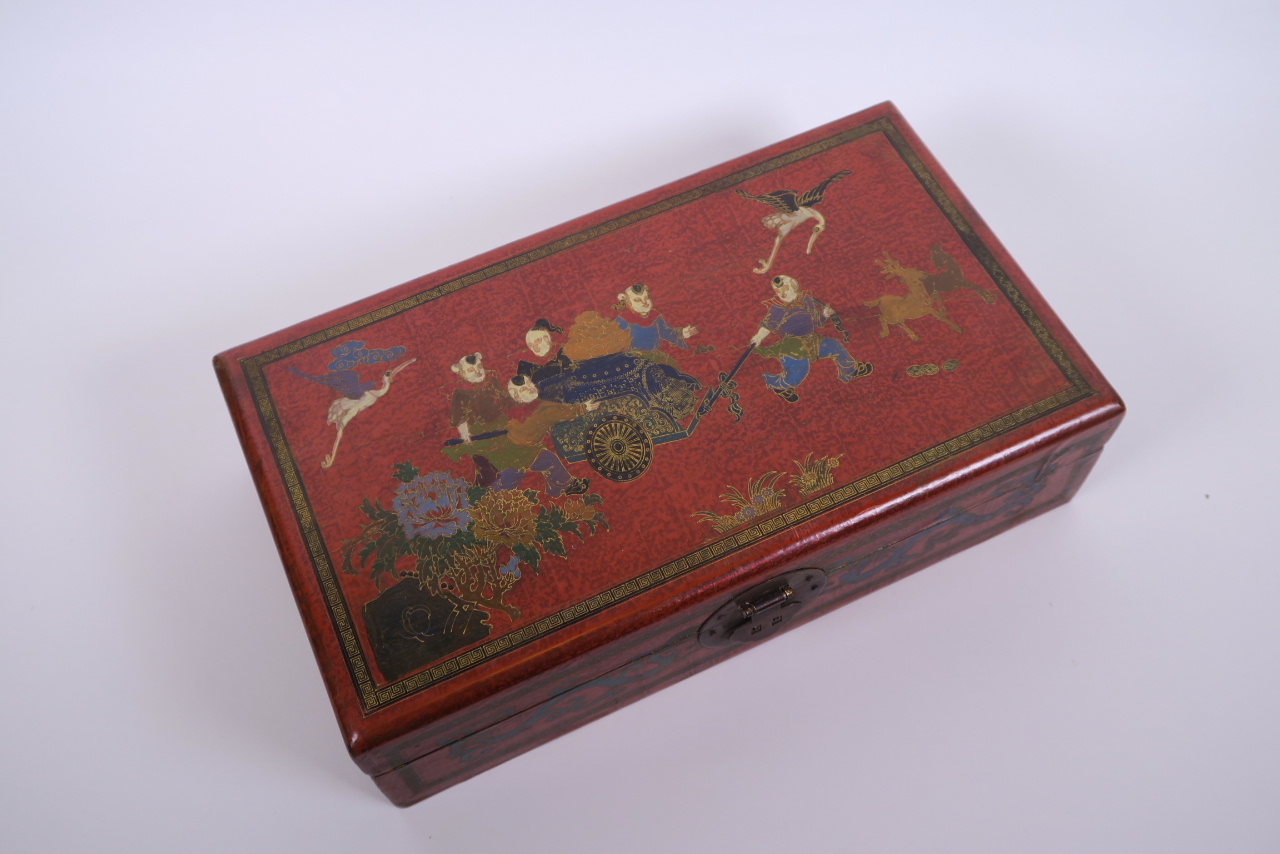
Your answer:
(560, 496), (596, 523)
(471, 489), (540, 550)
(393, 471), (472, 539)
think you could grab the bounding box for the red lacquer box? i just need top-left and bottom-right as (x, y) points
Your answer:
(215, 102), (1123, 806)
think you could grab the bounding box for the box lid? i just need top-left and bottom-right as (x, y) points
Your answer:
(215, 102), (1120, 775)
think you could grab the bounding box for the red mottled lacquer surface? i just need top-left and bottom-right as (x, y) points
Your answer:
(266, 131), (1059, 667)
(216, 102), (1122, 791)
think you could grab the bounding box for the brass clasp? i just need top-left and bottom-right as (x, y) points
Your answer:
(699, 569), (827, 648)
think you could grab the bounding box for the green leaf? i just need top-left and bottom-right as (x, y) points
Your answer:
(451, 528), (478, 550)
(370, 554), (396, 587)
(523, 489), (541, 504)
(467, 485), (487, 506)
(542, 505), (573, 532)
(583, 493), (604, 507)
(393, 461), (420, 483)
(542, 531), (568, 558)
(512, 543), (540, 573)
(535, 513), (565, 546)
(339, 541), (359, 575)
(417, 537), (453, 563)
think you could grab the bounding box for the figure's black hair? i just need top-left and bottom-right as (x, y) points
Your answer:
(530, 318), (563, 334)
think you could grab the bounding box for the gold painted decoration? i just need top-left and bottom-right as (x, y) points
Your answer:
(231, 112), (1100, 709)
(692, 472), (788, 536)
(906, 360), (961, 376)
(790, 453), (843, 496)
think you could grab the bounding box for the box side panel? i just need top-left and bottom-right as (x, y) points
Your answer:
(373, 417), (1118, 805)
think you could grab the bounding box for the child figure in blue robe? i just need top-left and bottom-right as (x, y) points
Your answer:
(614, 283), (700, 366)
(749, 275), (873, 403)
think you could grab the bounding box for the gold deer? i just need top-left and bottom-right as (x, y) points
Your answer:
(864, 254), (962, 341)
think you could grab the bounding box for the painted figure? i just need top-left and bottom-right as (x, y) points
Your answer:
(516, 318), (573, 387)
(291, 357), (415, 469)
(750, 275), (872, 403)
(484, 375), (597, 496)
(613, 283), (700, 366)
(445, 353), (507, 446)
(735, 170), (851, 274)
(441, 352), (510, 484)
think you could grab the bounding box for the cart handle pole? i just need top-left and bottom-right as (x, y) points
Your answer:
(443, 429), (508, 447)
(688, 341), (757, 431)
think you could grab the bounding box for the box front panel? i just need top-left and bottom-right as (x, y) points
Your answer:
(231, 111), (1093, 714)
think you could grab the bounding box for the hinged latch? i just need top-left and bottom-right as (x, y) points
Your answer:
(698, 568), (828, 648)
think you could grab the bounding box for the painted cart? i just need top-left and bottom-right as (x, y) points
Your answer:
(538, 348), (753, 483)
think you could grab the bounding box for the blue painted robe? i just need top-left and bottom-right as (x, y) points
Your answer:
(614, 314), (688, 352)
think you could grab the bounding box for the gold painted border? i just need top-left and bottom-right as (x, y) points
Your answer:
(241, 116), (1094, 713)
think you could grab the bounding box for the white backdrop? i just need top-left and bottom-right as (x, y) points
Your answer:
(3, 2), (1278, 852)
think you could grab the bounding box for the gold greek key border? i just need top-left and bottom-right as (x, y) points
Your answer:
(240, 115), (1094, 713)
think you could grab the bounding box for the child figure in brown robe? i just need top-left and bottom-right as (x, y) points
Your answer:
(484, 375), (598, 496)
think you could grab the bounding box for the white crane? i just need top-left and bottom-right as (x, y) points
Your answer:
(292, 358), (416, 469)
(735, 170), (851, 274)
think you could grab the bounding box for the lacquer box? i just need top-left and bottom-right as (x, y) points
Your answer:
(214, 101), (1123, 806)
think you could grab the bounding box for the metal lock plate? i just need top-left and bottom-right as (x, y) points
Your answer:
(698, 568), (828, 648)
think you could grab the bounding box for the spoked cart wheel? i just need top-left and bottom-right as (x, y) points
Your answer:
(584, 414), (652, 482)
